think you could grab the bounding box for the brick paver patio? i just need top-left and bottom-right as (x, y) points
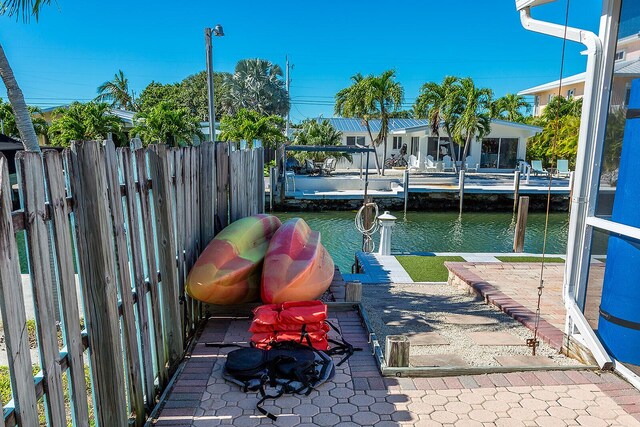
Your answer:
(153, 310), (640, 426)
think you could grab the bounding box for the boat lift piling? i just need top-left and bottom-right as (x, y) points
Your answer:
(513, 170), (521, 213)
(403, 169), (409, 218)
(458, 170), (466, 214)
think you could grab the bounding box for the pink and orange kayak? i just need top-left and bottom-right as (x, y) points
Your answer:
(186, 214), (282, 305)
(261, 218), (334, 304)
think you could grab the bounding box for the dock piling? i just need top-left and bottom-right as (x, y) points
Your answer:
(513, 196), (530, 253)
(403, 169), (409, 217)
(459, 170), (466, 214)
(513, 170), (521, 213)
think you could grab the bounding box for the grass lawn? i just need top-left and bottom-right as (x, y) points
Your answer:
(396, 255), (465, 282)
(495, 256), (565, 263)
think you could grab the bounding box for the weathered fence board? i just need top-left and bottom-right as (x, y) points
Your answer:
(229, 147), (265, 221)
(67, 141), (128, 426)
(135, 148), (168, 389)
(172, 148), (187, 336)
(118, 148), (156, 411)
(104, 140), (146, 425)
(199, 142), (216, 249)
(215, 143), (229, 233)
(42, 149), (91, 425)
(148, 145), (183, 369)
(0, 155), (38, 426)
(16, 151), (67, 426)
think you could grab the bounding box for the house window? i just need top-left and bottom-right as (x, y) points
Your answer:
(346, 136), (365, 146)
(480, 138), (518, 169)
(625, 84), (631, 106)
(567, 89), (575, 98)
(410, 137), (419, 157)
(392, 136), (403, 150)
(548, 94), (553, 103)
(427, 137), (439, 160)
(615, 51), (625, 61)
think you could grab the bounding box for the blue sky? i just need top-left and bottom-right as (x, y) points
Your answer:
(1, 0), (603, 122)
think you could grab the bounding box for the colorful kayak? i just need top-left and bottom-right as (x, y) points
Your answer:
(261, 218), (334, 304)
(186, 214), (282, 305)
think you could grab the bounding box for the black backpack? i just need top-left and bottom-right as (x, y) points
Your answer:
(222, 341), (335, 420)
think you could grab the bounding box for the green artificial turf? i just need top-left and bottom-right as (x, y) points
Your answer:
(396, 255), (465, 282)
(496, 256), (565, 263)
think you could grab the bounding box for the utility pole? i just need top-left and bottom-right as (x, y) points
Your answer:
(285, 55), (291, 141)
(205, 24), (224, 143)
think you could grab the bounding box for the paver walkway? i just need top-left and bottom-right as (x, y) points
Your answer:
(153, 310), (640, 426)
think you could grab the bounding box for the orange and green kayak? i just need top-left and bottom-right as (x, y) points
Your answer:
(261, 218), (334, 304)
(186, 214), (282, 305)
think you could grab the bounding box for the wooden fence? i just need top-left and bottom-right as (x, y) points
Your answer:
(0, 140), (264, 426)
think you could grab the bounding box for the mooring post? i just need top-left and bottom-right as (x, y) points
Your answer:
(345, 281), (362, 302)
(459, 170), (466, 214)
(525, 163), (531, 184)
(513, 170), (521, 213)
(385, 335), (410, 367)
(378, 211), (397, 256)
(513, 196), (530, 253)
(403, 169), (409, 217)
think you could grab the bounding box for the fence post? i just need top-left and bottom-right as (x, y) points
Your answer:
(270, 166), (276, 211)
(385, 335), (410, 367)
(0, 155), (39, 426)
(67, 141), (128, 426)
(148, 144), (184, 369)
(513, 196), (530, 253)
(459, 170), (466, 214)
(513, 170), (521, 213)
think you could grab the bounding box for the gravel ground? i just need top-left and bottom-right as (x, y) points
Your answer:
(361, 282), (581, 367)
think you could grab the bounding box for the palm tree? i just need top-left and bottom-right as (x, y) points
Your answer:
(493, 93), (530, 122)
(292, 119), (351, 163)
(48, 102), (125, 147)
(0, 0), (53, 151)
(221, 59), (289, 117)
(218, 108), (285, 149)
(453, 78), (493, 167)
(95, 70), (137, 110)
(413, 76), (461, 160)
(335, 71), (403, 175)
(132, 101), (204, 147)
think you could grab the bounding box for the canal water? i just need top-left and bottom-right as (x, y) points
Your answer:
(275, 211), (570, 273)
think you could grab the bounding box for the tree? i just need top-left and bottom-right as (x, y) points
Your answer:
(221, 59), (289, 117)
(335, 70), (404, 175)
(177, 71), (231, 121)
(413, 76), (462, 160)
(219, 108), (285, 149)
(132, 101), (204, 147)
(526, 96), (583, 168)
(0, 98), (47, 138)
(492, 93), (531, 122)
(48, 102), (125, 147)
(95, 69), (137, 110)
(0, 0), (54, 151)
(292, 119), (351, 162)
(453, 78), (493, 167)
(137, 81), (181, 113)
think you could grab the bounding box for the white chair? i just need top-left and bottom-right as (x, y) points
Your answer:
(321, 157), (337, 175)
(556, 159), (570, 177)
(424, 155), (437, 172)
(442, 155), (455, 172)
(465, 156), (479, 172)
(408, 155), (419, 171)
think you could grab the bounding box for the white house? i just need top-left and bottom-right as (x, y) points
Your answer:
(317, 118), (541, 172)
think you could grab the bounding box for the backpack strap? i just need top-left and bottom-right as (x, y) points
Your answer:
(256, 384), (284, 421)
(324, 320), (362, 366)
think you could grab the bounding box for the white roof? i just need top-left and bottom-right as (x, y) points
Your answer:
(518, 58), (640, 95)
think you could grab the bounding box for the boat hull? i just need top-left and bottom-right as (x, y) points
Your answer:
(186, 214), (282, 305)
(261, 218), (334, 303)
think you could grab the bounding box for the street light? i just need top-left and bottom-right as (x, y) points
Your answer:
(205, 24), (224, 142)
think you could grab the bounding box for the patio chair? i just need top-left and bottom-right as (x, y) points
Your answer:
(556, 159), (571, 177)
(305, 159), (320, 175)
(321, 157), (337, 175)
(408, 154), (420, 171)
(442, 155), (455, 172)
(424, 155), (437, 172)
(465, 156), (479, 172)
(531, 159), (549, 176)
